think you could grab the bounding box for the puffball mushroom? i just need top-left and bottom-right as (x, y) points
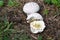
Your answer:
(23, 2), (40, 15)
(30, 21), (45, 33)
(26, 13), (43, 23)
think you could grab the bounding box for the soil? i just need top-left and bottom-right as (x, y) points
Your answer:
(0, 0), (60, 40)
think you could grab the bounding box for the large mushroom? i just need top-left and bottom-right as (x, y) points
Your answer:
(23, 2), (40, 15)
(30, 21), (46, 33)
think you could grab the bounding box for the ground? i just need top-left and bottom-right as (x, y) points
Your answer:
(0, 0), (60, 40)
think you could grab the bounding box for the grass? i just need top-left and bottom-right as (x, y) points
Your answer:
(44, 0), (60, 7)
(0, 15), (32, 40)
(13, 32), (32, 40)
(0, 15), (13, 40)
(0, 0), (4, 7)
(0, 0), (60, 40)
(43, 9), (49, 15)
(8, 0), (19, 7)
(38, 35), (42, 40)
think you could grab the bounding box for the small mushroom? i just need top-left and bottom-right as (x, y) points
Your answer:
(26, 13), (43, 23)
(23, 2), (40, 15)
(30, 21), (46, 33)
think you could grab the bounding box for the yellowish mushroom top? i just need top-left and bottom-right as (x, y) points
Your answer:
(31, 21), (42, 29)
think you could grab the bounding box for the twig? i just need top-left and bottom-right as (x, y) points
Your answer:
(31, 34), (37, 40)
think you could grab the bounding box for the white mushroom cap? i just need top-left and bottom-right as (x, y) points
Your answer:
(23, 2), (40, 15)
(26, 13), (43, 23)
(30, 21), (46, 33)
